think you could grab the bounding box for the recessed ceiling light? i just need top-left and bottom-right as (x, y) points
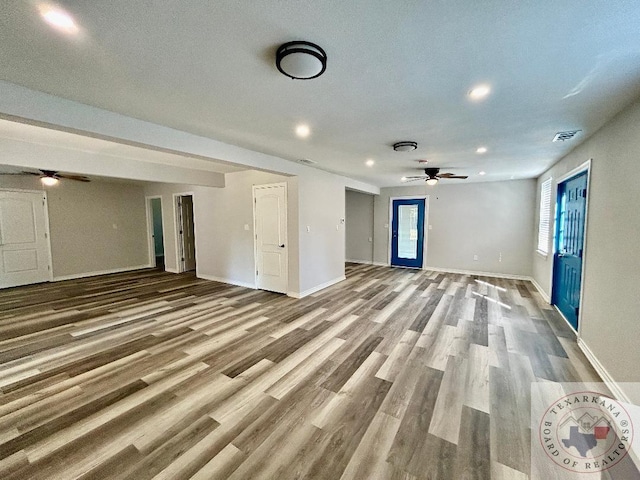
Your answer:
(38, 4), (79, 35)
(479, 171), (486, 176)
(476, 147), (487, 154)
(295, 124), (310, 138)
(468, 84), (491, 101)
(365, 159), (375, 167)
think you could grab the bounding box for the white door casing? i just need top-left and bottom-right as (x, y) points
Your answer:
(254, 183), (288, 294)
(0, 190), (52, 288)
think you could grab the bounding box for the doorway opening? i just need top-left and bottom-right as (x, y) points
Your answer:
(175, 194), (196, 273)
(253, 182), (288, 294)
(146, 196), (165, 270)
(551, 163), (590, 331)
(389, 196), (428, 269)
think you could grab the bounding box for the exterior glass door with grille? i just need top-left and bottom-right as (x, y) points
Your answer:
(390, 198), (425, 268)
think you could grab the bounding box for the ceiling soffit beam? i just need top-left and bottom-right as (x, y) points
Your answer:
(0, 81), (380, 195)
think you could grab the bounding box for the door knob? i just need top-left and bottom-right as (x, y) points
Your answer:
(279, 244), (285, 248)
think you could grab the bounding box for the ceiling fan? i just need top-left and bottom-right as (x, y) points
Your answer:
(0, 169), (90, 185)
(403, 167), (468, 185)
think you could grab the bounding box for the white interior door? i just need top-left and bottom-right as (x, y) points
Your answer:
(0, 190), (51, 288)
(254, 183), (288, 294)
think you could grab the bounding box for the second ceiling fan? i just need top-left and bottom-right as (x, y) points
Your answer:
(403, 168), (468, 185)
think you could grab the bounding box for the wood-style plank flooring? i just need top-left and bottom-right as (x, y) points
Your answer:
(0, 263), (622, 479)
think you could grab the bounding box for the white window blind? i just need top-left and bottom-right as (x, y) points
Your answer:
(537, 178), (552, 254)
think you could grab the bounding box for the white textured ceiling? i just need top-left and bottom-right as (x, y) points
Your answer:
(1, 1), (640, 187)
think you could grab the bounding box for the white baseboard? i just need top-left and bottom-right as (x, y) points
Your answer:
(529, 277), (551, 303)
(53, 264), (152, 282)
(529, 277), (631, 405)
(577, 338), (631, 403)
(165, 267), (180, 274)
(372, 261), (389, 267)
(346, 259), (373, 265)
(196, 273), (257, 290)
(423, 265), (530, 281)
(288, 275), (346, 299)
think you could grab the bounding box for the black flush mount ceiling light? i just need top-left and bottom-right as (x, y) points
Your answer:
(393, 141), (418, 152)
(276, 41), (327, 80)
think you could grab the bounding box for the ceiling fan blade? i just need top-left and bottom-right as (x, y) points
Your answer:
(438, 174), (468, 179)
(404, 176), (428, 179)
(0, 172), (34, 176)
(58, 174), (90, 182)
(402, 177), (425, 183)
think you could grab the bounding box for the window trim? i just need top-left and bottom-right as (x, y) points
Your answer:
(537, 177), (552, 256)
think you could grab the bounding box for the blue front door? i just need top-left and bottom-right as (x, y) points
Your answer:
(391, 198), (425, 268)
(552, 171), (588, 330)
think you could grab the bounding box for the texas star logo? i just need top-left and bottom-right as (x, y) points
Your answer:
(538, 392), (634, 473)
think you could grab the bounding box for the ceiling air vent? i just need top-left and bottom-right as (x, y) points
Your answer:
(552, 130), (582, 142)
(297, 158), (317, 165)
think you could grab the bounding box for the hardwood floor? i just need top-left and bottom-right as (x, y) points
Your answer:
(0, 263), (627, 479)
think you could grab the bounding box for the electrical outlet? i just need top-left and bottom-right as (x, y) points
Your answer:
(499, 252), (502, 262)
(473, 255), (479, 261)
(368, 237), (372, 242)
(306, 226), (311, 232)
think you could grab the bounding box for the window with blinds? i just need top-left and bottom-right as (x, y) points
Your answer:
(537, 178), (552, 254)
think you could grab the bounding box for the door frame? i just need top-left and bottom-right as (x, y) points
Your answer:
(145, 195), (162, 268)
(173, 191), (195, 273)
(252, 182), (288, 293)
(549, 159), (592, 335)
(387, 195), (429, 269)
(0, 188), (54, 285)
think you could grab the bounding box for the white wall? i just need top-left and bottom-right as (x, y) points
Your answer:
(373, 180), (535, 277)
(533, 96), (640, 400)
(0, 176), (148, 278)
(0, 82), (375, 297)
(297, 173), (346, 295)
(144, 171), (301, 292)
(345, 189), (374, 263)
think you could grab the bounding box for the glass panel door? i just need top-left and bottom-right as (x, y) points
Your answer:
(391, 198), (425, 268)
(397, 204), (419, 259)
